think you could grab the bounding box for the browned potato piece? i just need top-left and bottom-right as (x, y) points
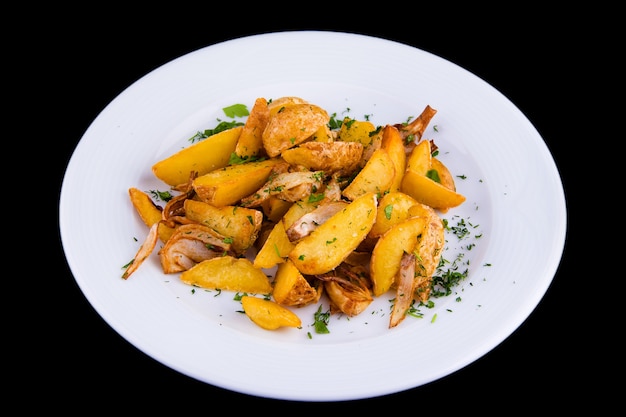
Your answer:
(289, 192), (378, 275)
(401, 139), (465, 211)
(380, 125), (406, 192)
(193, 158), (285, 207)
(152, 126), (242, 187)
(235, 97), (270, 159)
(280, 141), (363, 176)
(267, 96), (309, 117)
(342, 148), (395, 201)
(180, 256), (272, 294)
(253, 221), (295, 269)
(370, 216), (427, 296)
(368, 191), (419, 239)
(262, 103), (330, 157)
(311, 124), (334, 142)
(405, 139), (431, 174)
(128, 187), (162, 227)
(401, 169), (466, 211)
(241, 296), (302, 330)
(338, 117), (376, 146)
(183, 199), (263, 254)
(281, 199), (320, 230)
(272, 260), (321, 307)
(431, 157), (457, 192)
(261, 196), (293, 223)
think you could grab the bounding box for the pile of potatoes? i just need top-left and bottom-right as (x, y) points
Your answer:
(125, 96), (466, 329)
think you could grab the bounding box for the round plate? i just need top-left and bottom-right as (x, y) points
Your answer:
(59, 31), (566, 401)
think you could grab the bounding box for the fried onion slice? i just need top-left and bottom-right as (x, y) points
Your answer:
(158, 224), (232, 274)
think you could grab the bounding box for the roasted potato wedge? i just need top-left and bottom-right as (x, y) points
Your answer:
(253, 221), (295, 269)
(342, 148), (395, 201)
(272, 259), (321, 307)
(235, 97), (270, 159)
(241, 296), (302, 330)
(280, 141), (363, 176)
(368, 191), (419, 239)
(128, 187), (162, 227)
(431, 157), (457, 192)
(338, 117), (377, 146)
(404, 138), (432, 174)
(193, 158), (285, 207)
(401, 169), (466, 211)
(370, 216), (428, 296)
(267, 96), (309, 117)
(180, 256), (272, 294)
(401, 138), (465, 210)
(380, 125), (407, 192)
(152, 126), (242, 187)
(183, 199), (263, 254)
(288, 192), (378, 275)
(261, 196), (293, 223)
(262, 103), (330, 157)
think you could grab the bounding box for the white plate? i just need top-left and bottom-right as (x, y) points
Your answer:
(60, 31), (566, 401)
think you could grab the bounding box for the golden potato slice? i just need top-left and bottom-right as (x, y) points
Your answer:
(400, 169), (466, 211)
(280, 141), (363, 176)
(368, 191), (419, 239)
(380, 125), (406, 192)
(338, 118), (377, 146)
(253, 221), (295, 269)
(152, 126), (242, 187)
(235, 97), (270, 159)
(370, 216), (428, 296)
(267, 96), (309, 117)
(342, 148), (395, 201)
(311, 124), (334, 142)
(281, 199), (320, 230)
(262, 103), (330, 157)
(261, 196), (293, 223)
(272, 259), (321, 307)
(241, 296), (302, 330)
(405, 138), (431, 174)
(128, 187), (162, 227)
(180, 256), (272, 294)
(288, 192), (378, 275)
(193, 158), (285, 207)
(183, 199), (263, 254)
(431, 157), (457, 192)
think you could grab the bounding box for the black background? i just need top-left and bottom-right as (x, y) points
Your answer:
(43, 11), (593, 413)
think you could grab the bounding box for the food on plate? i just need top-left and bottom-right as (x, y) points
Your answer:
(123, 96), (467, 330)
(241, 296), (302, 330)
(180, 256), (272, 294)
(152, 126), (242, 187)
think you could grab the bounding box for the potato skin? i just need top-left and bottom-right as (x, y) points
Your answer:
(280, 141), (363, 176)
(262, 104), (330, 157)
